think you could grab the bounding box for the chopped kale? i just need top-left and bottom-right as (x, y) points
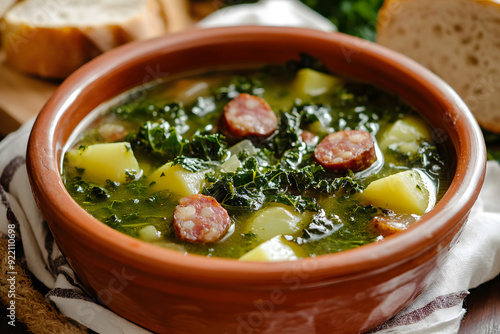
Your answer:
(65, 177), (110, 202)
(129, 120), (228, 168)
(203, 153), (363, 213)
(301, 210), (343, 241)
(189, 132), (228, 161)
(86, 186), (110, 202)
(483, 128), (500, 162)
(388, 140), (447, 175)
(268, 194), (320, 213)
(264, 103), (332, 160)
(191, 96), (217, 118)
(298, 0), (384, 41)
(115, 101), (189, 133)
(214, 76), (264, 101)
(300, 204), (380, 253)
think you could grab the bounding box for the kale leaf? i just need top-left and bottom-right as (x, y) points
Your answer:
(129, 120), (228, 170)
(483, 128), (500, 162)
(203, 154), (363, 213)
(264, 103), (331, 161)
(299, 0), (384, 41)
(214, 76), (264, 101)
(65, 177), (110, 202)
(133, 120), (188, 160)
(300, 204), (380, 252)
(115, 101), (190, 134)
(387, 140), (447, 177)
(203, 156), (316, 212)
(301, 210), (344, 242)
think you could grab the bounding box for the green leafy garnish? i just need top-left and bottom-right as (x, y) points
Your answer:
(129, 120), (228, 169)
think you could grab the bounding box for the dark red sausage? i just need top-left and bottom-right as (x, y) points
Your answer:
(371, 213), (417, 237)
(300, 130), (318, 146)
(173, 194), (231, 243)
(314, 130), (376, 173)
(222, 93), (277, 138)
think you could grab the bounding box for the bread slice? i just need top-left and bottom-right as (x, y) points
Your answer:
(0, 0), (16, 18)
(1, 0), (168, 79)
(377, 0), (500, 133)
(0, 0), (17, 47)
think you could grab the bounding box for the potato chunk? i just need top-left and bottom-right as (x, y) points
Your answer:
(293, 68), (342, 98)
(148, 163), (205, 197)
(65, 142), (141, 185)
(219, 155), (241, 172)
(239, 235), (302, 262)
(360, 170), (432, 215)
(245, 204), (311, 242)
(379, 115), (432, 154)
(138, 225), (161, 242)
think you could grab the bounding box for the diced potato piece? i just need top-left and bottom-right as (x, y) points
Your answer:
(66, 142), (141, 185)
(239, 235), (302, 262)
(246, 204), (311, 241)
(148, 163), (205, 197)
(360, 170), (431, 215)
(219, 155), (241, 172)
(229, 139), (259, 157)
(379, 115), (432, 154)
(293, 68), (342, 98)
(138, 225), (161, 242)
(152, 241), (186, 253)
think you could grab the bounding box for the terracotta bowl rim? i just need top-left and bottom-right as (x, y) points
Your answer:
(27, 26), (486, 284)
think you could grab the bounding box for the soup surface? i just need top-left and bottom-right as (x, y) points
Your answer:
(62, 58), (452, 260)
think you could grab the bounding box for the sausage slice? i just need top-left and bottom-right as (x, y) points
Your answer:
(300, 130), (318, 146)
(222, 93), (277, 138)
(314, 130), (376, 173)
(173, 194), (231, 243)
(371, 213), (417, 237)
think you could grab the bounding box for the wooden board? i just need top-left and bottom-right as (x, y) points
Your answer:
(0, 51), (57, 135)
(0, 0), (201, 136)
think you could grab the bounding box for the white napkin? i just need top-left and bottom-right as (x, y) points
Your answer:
(198, 0), (337, 32)
(1, 1), (499, 334)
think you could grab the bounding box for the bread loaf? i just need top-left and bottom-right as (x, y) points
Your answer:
(1, 0), (170, 79)
(377, 0), (500, 133)
(0, 0), (16, 18)
(0, 0), (17, 47)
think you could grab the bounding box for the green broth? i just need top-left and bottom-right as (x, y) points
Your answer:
(62, 61), (452, 259)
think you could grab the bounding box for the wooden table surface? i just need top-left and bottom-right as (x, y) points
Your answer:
(459, 275), (500, 334)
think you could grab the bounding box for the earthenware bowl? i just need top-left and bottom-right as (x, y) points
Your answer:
(26, 26), (486, 334)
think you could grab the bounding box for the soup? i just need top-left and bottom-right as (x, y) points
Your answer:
(62, 58), (452, 260)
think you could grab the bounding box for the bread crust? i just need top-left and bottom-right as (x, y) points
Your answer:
(2, 23), (101, 78)
(1, 0), (168, 79)
(377, 0), (500, 133)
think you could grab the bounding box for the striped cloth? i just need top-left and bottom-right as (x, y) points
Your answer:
(1, 118), (500, 334)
